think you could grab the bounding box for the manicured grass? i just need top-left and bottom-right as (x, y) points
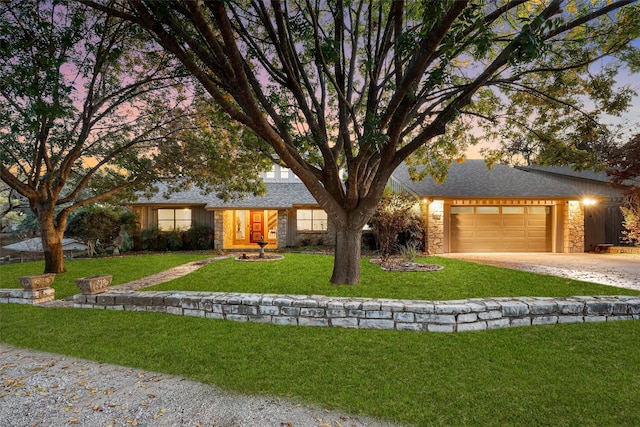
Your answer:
(1, 304), (639, 426)
(147, 253), (640, 300)
(0, 253), (215, 299)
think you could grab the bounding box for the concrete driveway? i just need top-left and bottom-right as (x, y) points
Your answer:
(442, 252), (640, 292)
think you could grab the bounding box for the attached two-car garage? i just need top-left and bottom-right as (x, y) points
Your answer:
(449, 205), (552, 253)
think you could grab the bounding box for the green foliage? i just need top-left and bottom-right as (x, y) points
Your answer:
(620, 190), (640, 246)
(0, 1), (267, 272)
(397, 241), (419, 262)
(139, 225), (214, 252)
(66, 206), (119, 256)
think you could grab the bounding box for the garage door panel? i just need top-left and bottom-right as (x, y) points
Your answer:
(503, 218), (526, 227)
(476, 218), (501, 227)
(451, 205), (550, 253)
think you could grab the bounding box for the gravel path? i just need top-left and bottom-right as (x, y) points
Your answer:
(0, 344), (400, 427)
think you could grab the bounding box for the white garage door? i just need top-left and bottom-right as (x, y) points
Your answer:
(450, 206), (551, 253)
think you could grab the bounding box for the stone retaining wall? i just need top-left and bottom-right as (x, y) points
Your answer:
(73, 291), (640, 332)
(0, 288), (55, 305)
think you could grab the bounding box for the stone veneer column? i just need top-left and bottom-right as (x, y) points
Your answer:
(277, 210), (287, 248)
(426, 201), (444, 254)
(563, 201), (584, 253)
(213, 211), (224, 250)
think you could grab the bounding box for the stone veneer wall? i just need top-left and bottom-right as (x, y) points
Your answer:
(0, 288), (55, 304)
(72, 291), (639, 333)
(564, 201), (585, 253)
(426, 201), (444, 254)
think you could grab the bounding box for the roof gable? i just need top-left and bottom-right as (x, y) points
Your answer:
(392, 160), (610, 198)
(132, 182), (317, 209)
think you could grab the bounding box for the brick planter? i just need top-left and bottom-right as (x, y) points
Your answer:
(76, 275), (112, 295)
(19, 274), (55, 291)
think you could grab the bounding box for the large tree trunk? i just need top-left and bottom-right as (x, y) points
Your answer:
(331, 222), (364, 285)
(39, 215), (67, 274)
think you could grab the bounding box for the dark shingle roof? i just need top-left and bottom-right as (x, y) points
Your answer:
(515, 164), (609, 182)
(133, 182), (318, 209)
(392, 160), (606, 198)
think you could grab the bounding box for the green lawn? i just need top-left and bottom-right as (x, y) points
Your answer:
(147, 253), (640, 300)
(1, 253), (639, 426)
(1, 304), (639, 426)
(0, 253), (215, 299)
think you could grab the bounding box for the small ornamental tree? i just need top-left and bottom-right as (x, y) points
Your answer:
(370, 192), (421, 262)
(620, 191), (640, 245)
(608, 133), (640, 246)
(66, 206), (121, 257)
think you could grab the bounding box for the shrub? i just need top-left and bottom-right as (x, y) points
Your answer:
(369, 192), (423, 262)
(141, 227), (160, 251)
(186, 225), (214, 250)
(397, 242), (419, 262)
(621, 190), (640, 245)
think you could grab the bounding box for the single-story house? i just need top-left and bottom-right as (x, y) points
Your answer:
(130, 161), (632, 254)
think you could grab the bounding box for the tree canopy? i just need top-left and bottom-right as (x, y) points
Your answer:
(0, 0), (270, 272)
(85, 0), (639, 283)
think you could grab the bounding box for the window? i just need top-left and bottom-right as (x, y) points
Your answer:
(280, 167), (290, 179)
(502, 206), (525, 214)
(158, 208), (192, 230)
(450, 206), (474, 214)
(476, 206), (499, 214)
(528, 206), (550, 214)
(266, 166), (275, 179)
(297, 209), (328, 231)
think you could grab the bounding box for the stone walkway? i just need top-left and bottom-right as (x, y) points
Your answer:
(42, 255), (234, 308)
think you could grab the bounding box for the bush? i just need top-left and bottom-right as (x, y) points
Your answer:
(185, 225), (214, 250)
(397, 241), (419, 262)
(621, 190), (640, 245)
(369, 192), (424, 261)
(139, 224), (214, 251)
(141, 227), (160, 251)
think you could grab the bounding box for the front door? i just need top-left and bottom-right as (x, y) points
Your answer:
(249, 210), (264, 242)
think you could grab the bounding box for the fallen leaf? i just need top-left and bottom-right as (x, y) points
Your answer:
(69, 417), (80, 424)
(93, 405), (104, 412)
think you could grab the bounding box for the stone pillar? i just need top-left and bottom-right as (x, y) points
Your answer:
(426, 200), (445, 254)
(277, 210), (287, 248)
(563, 201), (584, 253)
(213, 211), (224, 250)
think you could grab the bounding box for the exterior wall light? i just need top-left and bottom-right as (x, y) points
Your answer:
(582, 198), (597, 206)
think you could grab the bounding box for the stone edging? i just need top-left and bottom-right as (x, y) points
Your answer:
(72, 291), (640, 332)
(0, 288), (55, 305)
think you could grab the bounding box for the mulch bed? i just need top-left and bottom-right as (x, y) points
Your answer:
(369, 258), (444, 272)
